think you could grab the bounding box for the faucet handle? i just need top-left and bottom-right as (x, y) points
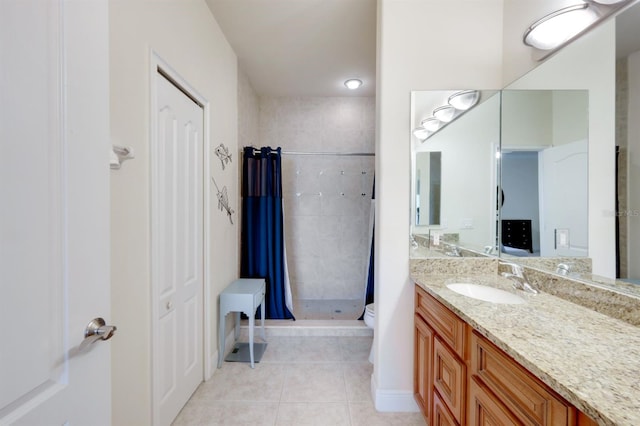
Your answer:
(555, 263), (571, 275)
(499, 261), (523, 275)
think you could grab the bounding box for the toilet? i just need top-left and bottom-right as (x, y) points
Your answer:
(363, 303), (375, 363)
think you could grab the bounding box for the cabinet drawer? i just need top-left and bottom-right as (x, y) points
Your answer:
(433, 390), (459, 426)
(433, 336), (466, 425)
(470, 331), (572, 425)
(469, 376), (523, 426)
(415, 285), (466, 357)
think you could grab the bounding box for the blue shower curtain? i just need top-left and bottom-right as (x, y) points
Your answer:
(241, 146), (294, 320)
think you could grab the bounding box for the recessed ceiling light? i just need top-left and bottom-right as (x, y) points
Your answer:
(523, 4), (599, 51)
(344, 79), (363, 90)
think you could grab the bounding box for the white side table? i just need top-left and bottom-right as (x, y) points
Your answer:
(218, 278), (266, 368)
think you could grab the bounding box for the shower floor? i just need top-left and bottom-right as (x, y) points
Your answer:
(293, 299), (364, 320)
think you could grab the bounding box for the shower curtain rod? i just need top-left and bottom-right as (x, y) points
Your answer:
(283, 151), (374, 156)
(249, 148), (374, 157)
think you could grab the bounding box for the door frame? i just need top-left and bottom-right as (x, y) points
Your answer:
(149, 51), (212, 424)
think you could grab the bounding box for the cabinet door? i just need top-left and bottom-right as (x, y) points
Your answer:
(415, 314), (434, 421)
(433, 336), (466, 425)
(434, 391), (459, 426)
(469, 377), (524, 426)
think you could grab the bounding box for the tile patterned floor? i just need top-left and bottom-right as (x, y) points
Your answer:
(172, 335), (426, 426)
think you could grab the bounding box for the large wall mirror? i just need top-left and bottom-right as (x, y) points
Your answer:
(501, 89), (588, 259)
(411, 89), (589, 263)
(411, 1), (640, 286)
(411, 90), (500, 254)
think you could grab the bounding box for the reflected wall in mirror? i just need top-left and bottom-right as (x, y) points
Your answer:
(500, 90), (589, 259)
(415, 151), (441, 226)
(615, 2), (640, 283)
(411, 90), (501, 255)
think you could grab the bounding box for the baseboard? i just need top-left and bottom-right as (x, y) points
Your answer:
(370, 373), (420, 412)
(207, 327), (237, 378)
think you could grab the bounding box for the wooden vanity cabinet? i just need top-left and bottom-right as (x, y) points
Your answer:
(414, 313), (434, 420)
(415, 285), (468, 425)
(469, 376), (523, 425)
(470, 331), (572, 425)
(414, 285), (597, 426)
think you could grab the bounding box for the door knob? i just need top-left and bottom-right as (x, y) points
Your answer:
(79, 317), (117, 351)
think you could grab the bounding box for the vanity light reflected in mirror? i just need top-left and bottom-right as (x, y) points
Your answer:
(412, 90), (481, 143)
(448, 90), (479, 110)
(412, 126), (431, 141)
(433, 105), (457, 123)
(421, 117), (441, 132)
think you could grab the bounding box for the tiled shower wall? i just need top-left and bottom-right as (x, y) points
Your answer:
(617, 58), (629, 277)
(260, 97), (376, 300)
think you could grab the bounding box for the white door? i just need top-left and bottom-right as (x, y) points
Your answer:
(539, 139), (589, 257)
(0, 1), (111, 425)
(152, 72), (204, 426)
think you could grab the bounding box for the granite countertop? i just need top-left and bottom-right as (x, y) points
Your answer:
(412, 273), (640, 426)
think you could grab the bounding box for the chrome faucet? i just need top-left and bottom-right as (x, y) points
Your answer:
(555, 263), (571, 276)
(499, 262), (538, 294)
(445, 245), (462, 257)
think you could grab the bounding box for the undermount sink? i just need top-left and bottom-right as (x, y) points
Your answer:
(446, 283), (526, 304)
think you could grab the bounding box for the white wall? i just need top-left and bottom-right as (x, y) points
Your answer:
(109, 1), (238, 424)
(552, 91), (589, 146)
(502, 90), (552, 148)
(375, 0), (503, 411)
(506, 21), (616, 277)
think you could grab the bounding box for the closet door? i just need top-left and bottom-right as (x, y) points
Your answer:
(152, 71), (205, 426)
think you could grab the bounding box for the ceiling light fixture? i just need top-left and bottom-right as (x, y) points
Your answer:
(344, 79), (363, 90)
(412, 127), (431, 141)
(448, 90), (479, 111)
(433, 105), (457, 123)
(523, 4), (599, 51)
(414, 90), (483, 142)
(421, 117), (442, 132)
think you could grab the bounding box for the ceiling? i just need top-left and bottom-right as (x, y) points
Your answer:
(205, 0), (377, 97)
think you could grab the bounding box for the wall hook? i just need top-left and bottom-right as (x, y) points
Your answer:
(110, 145), (135, 170)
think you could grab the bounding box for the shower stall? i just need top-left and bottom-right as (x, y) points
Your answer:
(281, 152), (375, 320)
